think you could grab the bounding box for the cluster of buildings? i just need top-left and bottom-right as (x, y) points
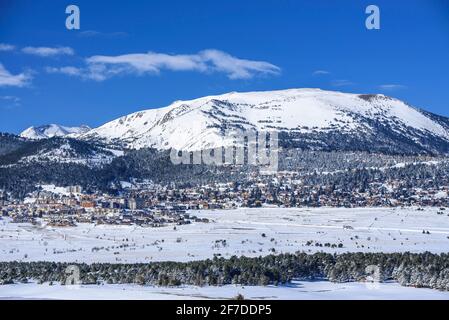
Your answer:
(1, 170), (448, 228)
(116, 172), (448, 209)
(0, 187), (208, 227)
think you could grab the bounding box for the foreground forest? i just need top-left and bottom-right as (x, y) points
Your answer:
(2, 252), (449, 291)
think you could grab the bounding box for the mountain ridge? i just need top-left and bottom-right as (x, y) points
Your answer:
(75, 88), (449, 155)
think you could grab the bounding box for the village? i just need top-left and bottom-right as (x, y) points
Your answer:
(0, 170), (448, 228)
(0, 184), (210, 228)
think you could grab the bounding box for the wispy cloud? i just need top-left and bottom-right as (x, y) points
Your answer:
(0, 95), (20, 103)
(199, 49), (280, 80)
(0, 95), (21, 110)
(331, 79), (354, 87)
(22, 46), (75, 57)
(78, 30), (128, 38)
(0, 43), (15, 52)
(0, 63), (31, 87)
(378, 84), (407, 91)
(47, 65), (113, 81)
(313, 70), (330, 76)
(48, 49), (280, 81)
(46, 66), (82, 76)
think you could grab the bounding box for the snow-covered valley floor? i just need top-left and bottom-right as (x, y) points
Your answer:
(2, 207), (449, 299)
(1, 207), (449, 264)
(1, 281), (449, 300)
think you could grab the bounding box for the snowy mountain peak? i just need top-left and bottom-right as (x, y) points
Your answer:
(78, 88), (449, 154)
(20, 124), (91, 140)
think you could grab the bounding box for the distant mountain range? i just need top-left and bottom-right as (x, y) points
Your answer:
(20, 124), (91, 140)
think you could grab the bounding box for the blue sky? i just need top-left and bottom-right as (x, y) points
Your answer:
(1, 0), (449, 134)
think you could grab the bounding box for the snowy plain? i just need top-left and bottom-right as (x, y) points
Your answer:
(2, 281), (449, 300)
(1, 207), (449, 264)
(2, 207), (449, 299)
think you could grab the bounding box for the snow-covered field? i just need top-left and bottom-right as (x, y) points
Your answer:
(1, 207), (449, 264)
(1, 281), (449, 300)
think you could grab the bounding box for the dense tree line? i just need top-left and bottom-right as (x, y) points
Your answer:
(1, 252), (449, 291)
(0, 145), (245, 198)
(0, 137), (112, 166)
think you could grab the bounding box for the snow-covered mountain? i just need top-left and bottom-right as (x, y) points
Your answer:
(78, 89), (449, 155)
(20, 124), (91, 140)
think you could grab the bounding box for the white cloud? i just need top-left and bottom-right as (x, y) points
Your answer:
(0, 63), (31, 87)
(0, 43), (15, 52)
(51, 49), (280, 81)
(46, 66), (82, 76)
(86, 52), (207, 74)
(313, 70), (330, 76)
(22, 46), (75, 57)
(379, 84), (407, 91)
(46, 64), (121, 81)
(199, 49), (280, 79)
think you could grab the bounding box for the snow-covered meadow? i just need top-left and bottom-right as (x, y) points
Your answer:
(1, 207), (449, 264)
(2, 281), (449, 300)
